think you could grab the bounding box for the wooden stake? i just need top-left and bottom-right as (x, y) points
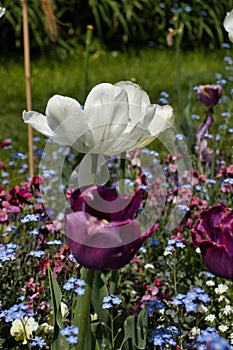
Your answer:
(22, 0), (34, 179)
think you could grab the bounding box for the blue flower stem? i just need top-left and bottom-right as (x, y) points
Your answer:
(74, 267), (94, 350)
(110, 312), (114, 349)
(119, 152), (126, 194)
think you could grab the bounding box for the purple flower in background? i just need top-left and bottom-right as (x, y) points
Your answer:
(65, 185), (159, 270)
(197, 85), (222, 108)
(191, 203), (233, 280)
(195, 114), (213, 164)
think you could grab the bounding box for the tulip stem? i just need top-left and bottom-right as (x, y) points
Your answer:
(210, 124), (216, 180)
(91, 153), (98, 184)
(119, 152), (126, 194)
(74, 267), (94, 350)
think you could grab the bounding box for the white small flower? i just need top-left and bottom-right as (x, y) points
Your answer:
(221, 305), (233, 316)
(215, 284), (228, 294)
(159, 308), (165, 315)
(195, 247), (201, 254)
(164, 250), (172, 256)
(91, 313), (98, 321)
(197, 304), (208, 313)
(206, 280), (215, 287)
(218, 325), (229, 333)
(224, 9), (233, 43)
(130, 290), (137, 297)
(38, 322), (54, 334)
(0, 7), (5, 18)
(60, 301), (69, 318)
(10, 316), (38, 345)
(144, 263), (155, 269)
(205, 314), (216, 322)
(191, 327), (200, 336)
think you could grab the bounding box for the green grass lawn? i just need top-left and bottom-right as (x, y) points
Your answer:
(0, 47), (228, 154)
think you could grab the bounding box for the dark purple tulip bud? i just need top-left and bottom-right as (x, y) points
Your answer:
(191, 203), (233, 280)
(65, 185), (159, 270)
(197, 84), (222, 107)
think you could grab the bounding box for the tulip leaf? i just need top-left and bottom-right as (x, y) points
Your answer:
(91, 271), (111, 325)
(48, 265), (64, 348)
(119, 309), (148, 350)
(91, 321), (112, 350)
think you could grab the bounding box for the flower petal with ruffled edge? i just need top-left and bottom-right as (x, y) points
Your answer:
(23, 81), (174, 155)
(191, 203), (233, 280)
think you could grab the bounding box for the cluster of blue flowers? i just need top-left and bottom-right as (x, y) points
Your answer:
(172, 288), (210, 312)
(148, 237), (160, 246)
(63, 277), (86, 296)
(31, 336), (46, 348)
(29, 250), (46, 258)
(0, 303), (31, 322)
(146, 299), (166, 314)
(102, 295), (122, 309)
(20, 213), (41, 223)
(197, 327), (232, 350)
(60, 325), (79, 345)
(0, 242), (18, 266)
(164, 239), (185, 255)
(148, 326), (179, 347)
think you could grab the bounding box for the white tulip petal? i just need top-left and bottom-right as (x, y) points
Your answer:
(84, 83), (129, 108)
(224, 10), (233, 43)
(46, 95), (82, 131)
(23, 110), (55, 138)
(84, 103), (129, 148)
(114, 81), (151, 122)
(147, 105), (174, 136)
(115, 81), (150, 106)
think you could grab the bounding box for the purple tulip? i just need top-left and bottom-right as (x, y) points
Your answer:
(65, 185), (159, 270)
(197, 84), (222, 107)
(191, 203), (233, 279)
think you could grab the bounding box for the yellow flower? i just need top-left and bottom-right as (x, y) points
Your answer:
(10, 316), (38, 345)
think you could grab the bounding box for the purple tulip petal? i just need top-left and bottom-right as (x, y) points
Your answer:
(192, 203), (233, 280)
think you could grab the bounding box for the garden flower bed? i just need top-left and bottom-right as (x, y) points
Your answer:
(0, 6), (233, 350)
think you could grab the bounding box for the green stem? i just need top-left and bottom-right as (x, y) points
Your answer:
(82, 25), (93, 103)
(119, 152), (126, 194)
(91, 153), (98, 184)
(210, 132), (216, 180)
(111, 312), (114, 349)
(109, 270), (118, 295)
(74, 268), (95, 350)
(175, 32), (182, 119)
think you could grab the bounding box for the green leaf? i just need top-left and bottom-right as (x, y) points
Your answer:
(120, 309), (148, 350)
(48, 265), (64, 346)
(91, 271), (111, 325)
(91, 322), (112, 350)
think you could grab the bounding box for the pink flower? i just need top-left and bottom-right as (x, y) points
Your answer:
(191, 203), (233, 279)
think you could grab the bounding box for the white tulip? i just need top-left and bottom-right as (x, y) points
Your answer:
(224, 9), (233, 43)
(23, 81), (174, 155)
(0, 7), (5, 17)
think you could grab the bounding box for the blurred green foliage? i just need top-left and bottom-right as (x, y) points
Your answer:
(0, 0), (233, 56)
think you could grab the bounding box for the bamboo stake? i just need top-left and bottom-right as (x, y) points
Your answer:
(22, 0), (34, 179)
